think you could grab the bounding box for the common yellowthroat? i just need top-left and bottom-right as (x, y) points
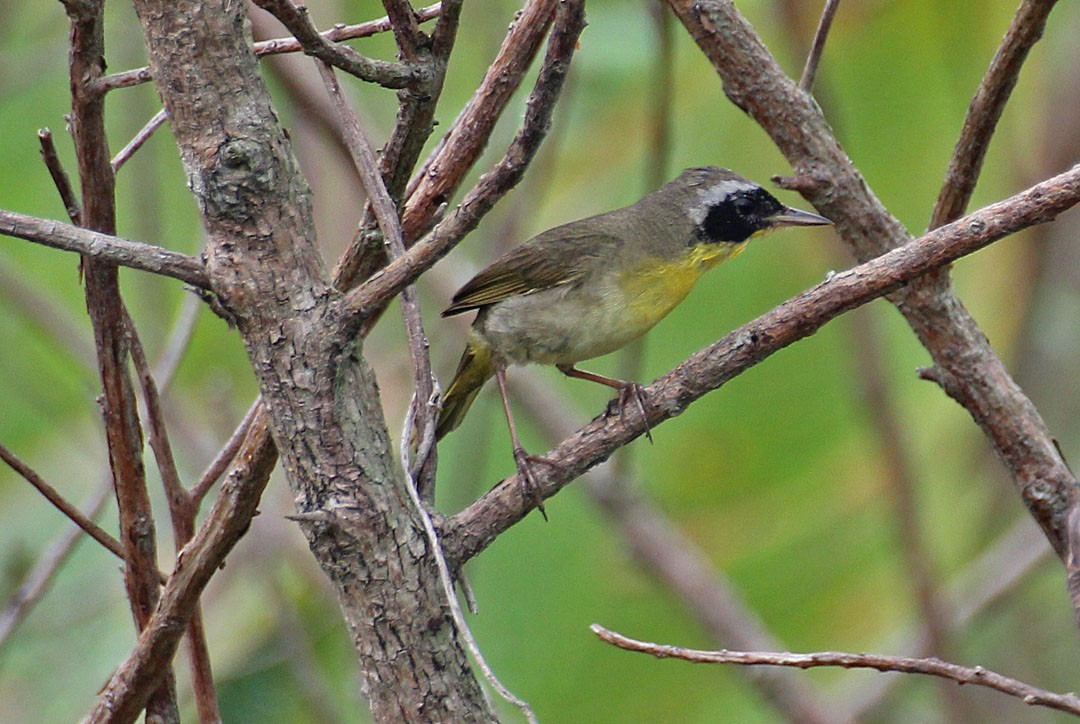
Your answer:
(436, 167), (830, 503)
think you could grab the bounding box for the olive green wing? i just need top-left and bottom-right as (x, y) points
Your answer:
(442, 224), (621, 317)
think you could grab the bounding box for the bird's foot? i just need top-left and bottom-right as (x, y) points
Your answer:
(512, 445), (558, 521)
(605, 381), (653, 444)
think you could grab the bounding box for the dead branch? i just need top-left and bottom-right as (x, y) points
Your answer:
(0, 210), (210, 288)
(591, 625), (1080, 717)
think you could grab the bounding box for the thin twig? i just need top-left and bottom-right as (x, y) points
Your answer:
(189, 399), (261, 507)
(929, 0), (1059, 229)
(252, 0), (420, 88)
(342, 0), (586, 329)
(37, 129), (82, 224)
(314, 61), (407, 272)
(126, 311), (221, 721)
(131, 315), (227, 716)
(314, 59), (440, 495)
(0, 209), (210, 288)
(798, 0), (840, 93)
(127, 311), (192, 526)
(590, 625), (1080, 717)
(397, 399), (537, 723)
(0, 441), (129, 563)
(257, 3), (441, 59)
(0, 476), (112, 649)
(112, 108), (168, 172)
(98, 4), (443, 92)
(87, 406), (278, 722)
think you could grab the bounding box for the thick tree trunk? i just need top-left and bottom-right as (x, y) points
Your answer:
(127, 0), (492, 719)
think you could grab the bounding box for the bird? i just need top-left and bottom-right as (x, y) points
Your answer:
(435, 166), (830, 511)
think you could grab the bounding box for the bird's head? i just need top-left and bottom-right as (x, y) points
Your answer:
(671, 166), (831, 244)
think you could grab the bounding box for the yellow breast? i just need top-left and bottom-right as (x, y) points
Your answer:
(619, 241), (747, 327)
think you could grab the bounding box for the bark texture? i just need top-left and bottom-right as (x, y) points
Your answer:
(127, 0), (491, 719)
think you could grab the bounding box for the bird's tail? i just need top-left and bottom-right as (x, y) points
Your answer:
(436, 341), (494, 441)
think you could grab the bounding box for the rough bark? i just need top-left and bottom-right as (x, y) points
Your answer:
(125, 0), (492, 719)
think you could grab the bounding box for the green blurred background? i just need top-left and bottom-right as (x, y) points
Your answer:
(2, 0), (1080, 721)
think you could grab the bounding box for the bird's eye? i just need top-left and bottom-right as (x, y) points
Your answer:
(732, 196), (756, 216)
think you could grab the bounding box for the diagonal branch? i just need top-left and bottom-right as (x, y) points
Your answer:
(332, 0), (550, 292)
(398, 0), (559, 243)
(0, 442), (130, 565)
(37, 129), (82, 224)
(341, 0), (584, 328)
(87, 407), (278, 723)
(798, 0), (840, 92)
(443, 164), (1080, 566)
(930, 0), (1059, 229)
(667, 0), (1078, 563)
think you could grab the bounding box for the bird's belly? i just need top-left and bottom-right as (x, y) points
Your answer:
(477, 259), (708, 366)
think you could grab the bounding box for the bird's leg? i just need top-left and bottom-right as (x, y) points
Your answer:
(494, 366), (554, 520)
(555, 364), (653, 443)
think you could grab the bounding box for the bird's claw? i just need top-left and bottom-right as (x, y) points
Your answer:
(512, 446), (558, 521)
(605, 382), (653, 444)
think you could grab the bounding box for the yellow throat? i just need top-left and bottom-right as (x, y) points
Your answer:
(620, 240), (748, 326)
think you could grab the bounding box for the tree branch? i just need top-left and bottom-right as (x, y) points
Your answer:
(99, 4), (442, 92)
(0, 442), (131, 566)
(443, 164), (1080, 565)
(590, 625), (1080, 717)
(112, 109), (169, 172)
(667, 0), (1079, 562)
(37, 129), (82, 224)
(930, 0), (1059, 228)
(341, 0), (585, 328)
(252, 0), (423, 88)
(397, 0), (559, 243)
(798, 0), (840, 93)
(332, 0), (548, 292)
(65, 0), (177, 716)
(127, 316), (221, 721)
(87, 408), (277, 722)
(0, 210), (210, 288)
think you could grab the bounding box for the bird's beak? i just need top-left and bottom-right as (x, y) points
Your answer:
(770, 206), (832, 227)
